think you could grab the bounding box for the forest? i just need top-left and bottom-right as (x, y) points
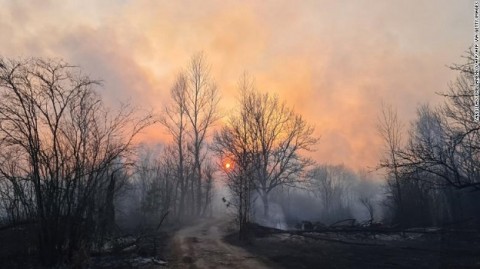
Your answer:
(0, 48), (478, 268)
(0, 0), (480, 269)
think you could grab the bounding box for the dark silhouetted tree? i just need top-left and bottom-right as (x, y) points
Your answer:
(214, 73), (317, 227)
(0, 57), (154, 266)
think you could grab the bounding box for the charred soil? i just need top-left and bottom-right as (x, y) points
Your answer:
(224, 224), (480, 269)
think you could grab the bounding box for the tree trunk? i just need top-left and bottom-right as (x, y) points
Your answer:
(261, 192), (269, 218)
(104, 172), (116, 234)
(202, 183), (211, 217)
(195, 148), (202, 216)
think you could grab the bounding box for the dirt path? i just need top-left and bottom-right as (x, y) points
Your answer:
(168, 218), (272, 269)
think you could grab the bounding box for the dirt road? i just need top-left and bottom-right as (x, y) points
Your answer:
(168, 218), (272, 269)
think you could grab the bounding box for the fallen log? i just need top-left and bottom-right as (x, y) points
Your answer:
(253, 223), (479, 236)
(298, 233), (386, 247)
(330, 218), (356, 227)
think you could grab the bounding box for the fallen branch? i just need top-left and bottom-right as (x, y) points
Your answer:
(329, 218), (356, 227)
(298, 233), (386, 247)
(254, 223), (479, 236)
(156, 211), (170, 231)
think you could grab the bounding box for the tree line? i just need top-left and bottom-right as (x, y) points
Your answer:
(378, 48), (480, 228)
(0, 53), (318, 265)
(1, 49), (478, 266)
(0, 58), (154, 265)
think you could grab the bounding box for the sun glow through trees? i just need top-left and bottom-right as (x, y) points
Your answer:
(223, 158), (234, 171)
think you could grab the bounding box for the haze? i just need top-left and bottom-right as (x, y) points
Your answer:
(0, 0), (471, 170)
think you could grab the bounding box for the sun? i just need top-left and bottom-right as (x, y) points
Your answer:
(222, 158), (234, 171)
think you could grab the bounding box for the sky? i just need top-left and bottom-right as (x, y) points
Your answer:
(0, 0), (473, 173)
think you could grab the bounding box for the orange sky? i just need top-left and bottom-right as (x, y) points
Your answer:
(0, 0), (472, 172)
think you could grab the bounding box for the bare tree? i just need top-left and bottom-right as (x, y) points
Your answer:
(359, 196), (374, 224)
(0, 57), (154, 266)
(309, 164), (354, 223)
(214, 74), (317, 220)
(400, 105), (449, 187)
(436, 51), (480, 190)
(397, 49), (480, 190)
(213, 123), (256, 240)
(161, 53), (219, 218)
(377, 103), (405, 226)
(133, 146), (174, 228)
(202, 160), (216, 217)
(160, 73), (189, 219)
(184, 53), (220, 215)
(377, 49), (480, 227)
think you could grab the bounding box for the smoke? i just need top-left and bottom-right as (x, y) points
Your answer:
(254, 201), (288, 230)
(250, 164), (385, 229)
(0, 0), (470, 171)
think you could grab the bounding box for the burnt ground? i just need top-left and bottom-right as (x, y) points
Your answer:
(87, 230), (171, 269)
(2, 219), (479, 268)
(225, 224), (480, 269)
(0, 223), (38, 268)
(164, 218), (480, 269)
(0, 222), (174, 269)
